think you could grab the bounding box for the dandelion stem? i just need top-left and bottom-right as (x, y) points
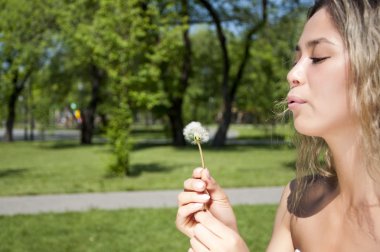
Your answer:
(196, 141), (205, 169)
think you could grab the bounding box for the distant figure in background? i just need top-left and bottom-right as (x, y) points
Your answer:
(176, 1), (380, 251)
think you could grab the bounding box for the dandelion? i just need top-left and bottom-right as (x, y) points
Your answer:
(183, 121), (209, 168)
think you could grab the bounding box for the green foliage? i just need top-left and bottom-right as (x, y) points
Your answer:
(94, 0), (193, 170)
(236, 39), (288, 123)
(183, 27), (223, 123)
(56, 0), (174, 172)
(107, 102), (132, 175)
(234, 5), (307, 124)
(0, 0), (309, 169)
(0, 0), (59, 124)
(181, 1), (309, 126)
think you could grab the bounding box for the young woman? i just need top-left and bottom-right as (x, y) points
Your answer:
(176, 0), (380, 251)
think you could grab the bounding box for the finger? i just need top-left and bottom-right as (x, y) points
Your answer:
(201, 169), (230, 203)
(193, 224), (220, 250)
(184, 178), (206, 192)
(190, 236), (210, 252)
(194, 210), (234, 238)
(176, 203), (204, 237)
(177, 203), (204, 221)
(188, 248), (194, 252)
(178, 192), (210, 206)
(192, 167), (204, 178)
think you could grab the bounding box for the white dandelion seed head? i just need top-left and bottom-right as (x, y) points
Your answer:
(183, 121), (209, 145)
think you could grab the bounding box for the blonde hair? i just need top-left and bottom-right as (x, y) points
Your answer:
(290, 0), (380, 212)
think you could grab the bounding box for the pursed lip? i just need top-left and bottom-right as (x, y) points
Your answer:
(287, 95), (306, 109)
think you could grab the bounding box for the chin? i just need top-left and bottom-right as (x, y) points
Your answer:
(294, 123), (321, 138)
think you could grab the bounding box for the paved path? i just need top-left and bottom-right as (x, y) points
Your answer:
(0, 187), (284, 216)
(0, 129), (285, 216)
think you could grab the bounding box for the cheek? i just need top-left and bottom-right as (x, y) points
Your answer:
(309, 60), (349, 106)
(296, 62), (351, 136)
(311, 74), (350, 122)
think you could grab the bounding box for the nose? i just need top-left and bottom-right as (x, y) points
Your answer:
(287, 62), (305, 89)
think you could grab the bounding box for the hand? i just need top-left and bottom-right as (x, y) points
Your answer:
(189, 210), (250, 252)
(176, 167), (238, 238)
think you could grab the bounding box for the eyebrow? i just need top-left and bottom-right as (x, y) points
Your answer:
(295, 37), (336, 51)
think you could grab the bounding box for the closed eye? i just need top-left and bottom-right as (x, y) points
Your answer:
(310, 57), (330, 64)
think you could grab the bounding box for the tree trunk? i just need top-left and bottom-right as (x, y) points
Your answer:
(198, 0), (267, 147)
(5, 89), (20, 142)
(212, 100), (233, 146)
(29, 81), (35, 141)
(167, 0), (191, 146)
(168, 99), (186, 146)
(213, 12), (267, 146)
(198, 0), (230, 147)
(4, 69), (31, 142)
(23, 92), (28, 141)
(80, 64), (104, 145)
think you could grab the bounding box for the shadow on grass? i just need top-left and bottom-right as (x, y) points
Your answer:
(128, 163), (173, 177)
(132, 142), (292, 153)
(38, 140), (107, 150)
(202, 144), (291, 152)
(34, 138), (292, 154)
(132, 142), (171, 151)
(236, 134), (286, 141)
(106, 163), (173, 178)
(0, 168), (28, 178)
(283, 160), (296, 170)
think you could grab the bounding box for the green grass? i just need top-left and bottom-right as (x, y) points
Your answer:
(0, 126), (284, 251)
(130, 123), (294, 142)
(0, 141), (295, 196)
(0, 142), (296, 196)
(130, 124), (168, 141)
(0, 205), (276, 252)
(230, 123), (294, 141)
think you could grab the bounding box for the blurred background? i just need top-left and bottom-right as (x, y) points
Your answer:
(0, 0), (312, 251)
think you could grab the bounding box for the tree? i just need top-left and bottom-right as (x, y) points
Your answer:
(194, 0), (310, 146)
(150, 0), (193, 146)
(236, 5), (308, 125)
(195, 0), (268, 146)
(183, 28), (222, 124)
(82, 0), (168, 175)
(57, 0), (109, 145)
(165, 0), (192, 146)
(0, 0), (58, 142)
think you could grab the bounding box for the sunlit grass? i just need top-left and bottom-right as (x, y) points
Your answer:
(0, 205), (276, 252)
(0, 141), (295, 196)
(0, 142), (295, 196)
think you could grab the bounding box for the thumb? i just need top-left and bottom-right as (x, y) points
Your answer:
(201, 168), (229, 203)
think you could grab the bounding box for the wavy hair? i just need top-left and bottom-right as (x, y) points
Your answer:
(290, 0), (380, 212)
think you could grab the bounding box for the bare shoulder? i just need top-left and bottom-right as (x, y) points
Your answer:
(266, 176), (338, 252)
(287, 176), (380, 251)
(266, 183), (294, 252)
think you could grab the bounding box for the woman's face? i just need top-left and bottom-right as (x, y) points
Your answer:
(287, 8), (356, 139)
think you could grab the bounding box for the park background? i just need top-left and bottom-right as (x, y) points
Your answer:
(0, 0), (312, 251)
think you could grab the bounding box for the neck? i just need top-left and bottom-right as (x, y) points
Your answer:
(324, 130), (380, 206)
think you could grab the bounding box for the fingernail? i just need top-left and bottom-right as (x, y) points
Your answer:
(195, 181), (204, 189)
(195, 167), (203, 175)
(192, 203), (203, 209)
(199, 194), (210, 201)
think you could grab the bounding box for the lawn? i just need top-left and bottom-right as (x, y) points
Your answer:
(0, 126), (287, 251)
(230, 123), (294, 141)
(0, 140), (295, 196)
(0, 204), (277, 252)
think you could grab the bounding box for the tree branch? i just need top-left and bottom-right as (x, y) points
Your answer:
(229, 0), (268, 100)
(197, 0), (230, 100)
